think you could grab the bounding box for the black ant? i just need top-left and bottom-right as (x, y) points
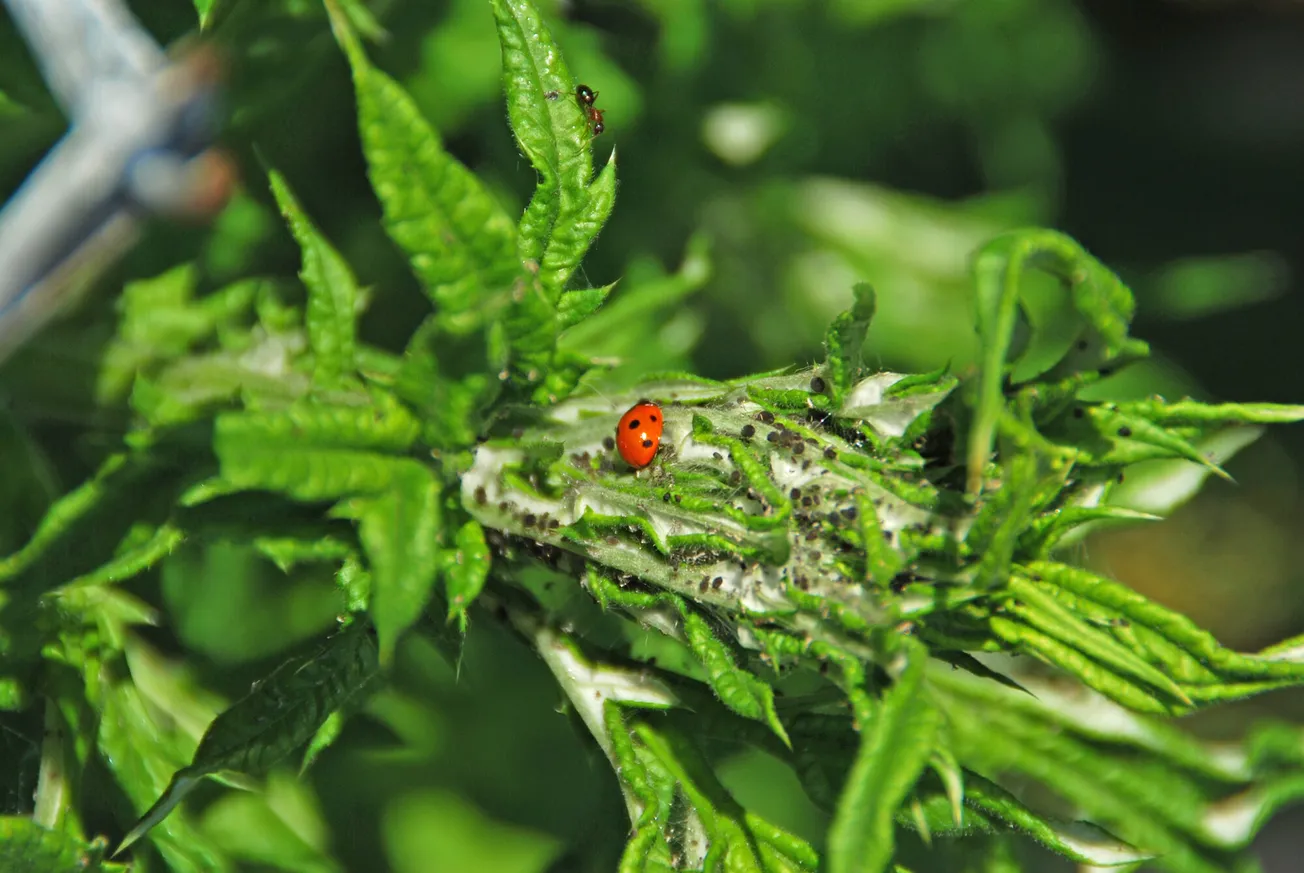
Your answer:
(576, 84), (605, 136)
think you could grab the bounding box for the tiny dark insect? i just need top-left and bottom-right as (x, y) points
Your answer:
(810, 375), (826, 394)
(545, 90), (560, 100)
(741, 424), (755, 438)
(576, 84), (605, 135)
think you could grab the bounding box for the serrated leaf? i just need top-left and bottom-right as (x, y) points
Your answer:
(214, 395), (419, 501)
(1021, 504), (1161, 556)
(681, 610), (790, 747)
(267, 169), (358, 389)
(339, 462), (442, 661)
(1006, 576), (1191, 707)
(538, 148), (618, 296)
(500, 276), (559, 391)
(557, 281), (617, 330)
(632, 720), (817, 872)
(326, 1), (521, 333)
(1084, 406), (1231, 480)
(827, 642), (940, 873)
(445, 520), (491, 631)
(967, 228), (1149, 494)
(825, 282), (875, 405)
(116, 622), (380, 856)
(489, 0), (592, 270)
(1122, 399), (1304, 427)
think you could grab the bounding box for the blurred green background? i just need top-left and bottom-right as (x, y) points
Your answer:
(3, 0), (1304, 870)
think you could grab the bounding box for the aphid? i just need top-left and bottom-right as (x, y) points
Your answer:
(576, 84), (605, 136)
(616, 401), (663, 468)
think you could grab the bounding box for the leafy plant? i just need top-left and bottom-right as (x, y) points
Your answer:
(1, 1), (1303, 871)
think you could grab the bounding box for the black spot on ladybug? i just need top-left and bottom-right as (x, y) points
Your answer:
(642, 439), (654, 448)
(627, 419), (641, 429)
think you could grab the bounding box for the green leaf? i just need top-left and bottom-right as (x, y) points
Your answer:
(825, 282), (876, 405)
(192, 0), (217, 27)
(392, 317), (502, 449)
(0, 818), (124, 872)
(1005, 575), (1191, 707)
(0, 451), (192, 596)
(267, 169), (359, 389)
(538, 148), (618, 297)
(339, 462), (443, 661)
(445, 520), (491, 631)
(95, 672), (231, 869)
(631, 719), (818, 872)
(213, 395), (420, 501)
(557, 280), (618, 330)
(489, 0), (592, 272)
(827, 642), (940, 873)
(681, 610), (790, 747)
(116, 622), (381, 856)
(558, 234), (711, 356)
(967, 228), (1149, 494)
(326, 1), (522, 333)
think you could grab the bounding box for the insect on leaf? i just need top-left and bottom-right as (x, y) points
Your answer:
(490, 0), (593, 271)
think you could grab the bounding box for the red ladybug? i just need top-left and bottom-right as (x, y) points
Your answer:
(616, 401), (662, 468)
(576, 84), (605, 136)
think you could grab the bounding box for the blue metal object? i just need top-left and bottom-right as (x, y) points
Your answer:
(0, 0), (232, 364)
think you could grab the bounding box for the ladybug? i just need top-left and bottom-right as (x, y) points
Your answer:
(616, 401), (662, 468)
(576, 84), (605, 136)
